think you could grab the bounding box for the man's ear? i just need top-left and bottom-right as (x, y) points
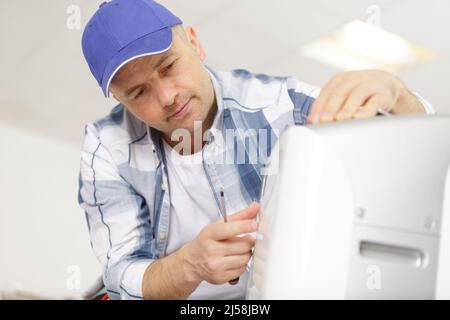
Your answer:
(185, 26), (206, 61)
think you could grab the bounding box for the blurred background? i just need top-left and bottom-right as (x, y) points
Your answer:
(0, 0), (449, 299)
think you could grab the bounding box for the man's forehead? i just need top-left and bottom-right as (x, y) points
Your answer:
(112, 28), (182, 87)
(122, 51), (171, 76)
(111, 50), (173, 87)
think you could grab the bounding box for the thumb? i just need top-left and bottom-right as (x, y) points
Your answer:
(227, 202), (260, 222)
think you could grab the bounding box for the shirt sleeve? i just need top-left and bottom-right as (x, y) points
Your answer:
(78, 123), (155, 300)
(285, 76), (320, 125)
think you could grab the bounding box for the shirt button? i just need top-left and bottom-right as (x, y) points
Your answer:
(159, 232), (166, 240)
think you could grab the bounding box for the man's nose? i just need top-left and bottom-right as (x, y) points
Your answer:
(154, 78), (177, 108)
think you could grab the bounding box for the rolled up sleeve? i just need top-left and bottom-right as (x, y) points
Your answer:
(285, 77), (319, 125)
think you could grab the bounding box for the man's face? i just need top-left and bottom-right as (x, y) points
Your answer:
(109, 26), (216, 142)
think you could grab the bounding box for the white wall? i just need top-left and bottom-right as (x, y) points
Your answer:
(0, 123), (101, 299)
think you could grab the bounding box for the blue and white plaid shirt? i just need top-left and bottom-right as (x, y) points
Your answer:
(78, 67), (433, 300)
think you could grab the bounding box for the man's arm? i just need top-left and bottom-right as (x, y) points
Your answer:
(284, 71), (435, 129)
(79, 123), (154, 300)
(390, 85), (429, 115)
(303, 70), (434, 124)
(411, 92), (436, 115)
(141, 247), (200, 299)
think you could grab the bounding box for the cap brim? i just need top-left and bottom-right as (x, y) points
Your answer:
(101, 26), (173, 97)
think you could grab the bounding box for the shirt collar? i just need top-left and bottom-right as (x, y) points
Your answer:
(204, 66), (225, 143)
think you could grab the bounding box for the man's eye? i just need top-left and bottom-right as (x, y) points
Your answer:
(134, 89), (144, 99)
(162, 62), (175, 73)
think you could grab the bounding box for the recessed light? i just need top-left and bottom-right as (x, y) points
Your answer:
(300, 20), (436, 73)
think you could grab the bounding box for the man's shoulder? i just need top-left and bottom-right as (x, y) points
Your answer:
(213, 68), (287, 109)
(211, 68), (307, 114)
(210, 67), (318, 127)
(87, 103), (147, 147)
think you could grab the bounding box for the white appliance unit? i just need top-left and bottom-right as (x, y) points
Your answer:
(247, 115), (450, 299)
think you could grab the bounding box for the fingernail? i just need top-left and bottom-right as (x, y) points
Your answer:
(321, 112), (332, 122)
(312, 114), (320, 124)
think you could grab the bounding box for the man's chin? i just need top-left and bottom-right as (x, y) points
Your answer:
(166, 116), (207, 139)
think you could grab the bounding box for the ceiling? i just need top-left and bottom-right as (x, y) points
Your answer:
(1, 0), (449, 145)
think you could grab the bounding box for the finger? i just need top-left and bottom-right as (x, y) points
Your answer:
(210, 219), (259, 240)
(222, 266), (248, 284)
(223, 252), (252, 270)
(227, 202), (260, 222)
(316, 81), (361, 123)
(307, 86), (336, 124)
(307, 73), (358, 124)
(335, 85), (374, 121)
(221, 235), (256, 256)
(353, 94), (387, 120)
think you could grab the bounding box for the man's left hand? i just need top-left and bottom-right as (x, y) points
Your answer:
(307, 70), (426, 124)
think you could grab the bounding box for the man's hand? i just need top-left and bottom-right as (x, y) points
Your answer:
(141, 202), (259, 299)
(307, 70), (426, 124)
(179, 202), (260, 285)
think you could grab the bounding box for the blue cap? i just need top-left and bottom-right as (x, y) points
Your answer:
(82, 0), (182, 97)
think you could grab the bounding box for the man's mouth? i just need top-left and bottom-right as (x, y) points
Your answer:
(168, 98), (192, 120)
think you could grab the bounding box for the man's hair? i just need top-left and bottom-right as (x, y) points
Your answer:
(173, 24), (187, 40)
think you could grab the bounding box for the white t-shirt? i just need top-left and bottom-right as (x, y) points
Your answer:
(163, 140), (249, 300)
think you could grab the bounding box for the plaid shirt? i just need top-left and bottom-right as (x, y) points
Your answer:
(78, 67), (433, 300)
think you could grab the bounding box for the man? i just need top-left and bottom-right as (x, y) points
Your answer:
(79, 0), (434, 300)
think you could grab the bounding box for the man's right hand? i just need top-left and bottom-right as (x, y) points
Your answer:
(179, 202), (260, 285)
(141, 202), (260, 299)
